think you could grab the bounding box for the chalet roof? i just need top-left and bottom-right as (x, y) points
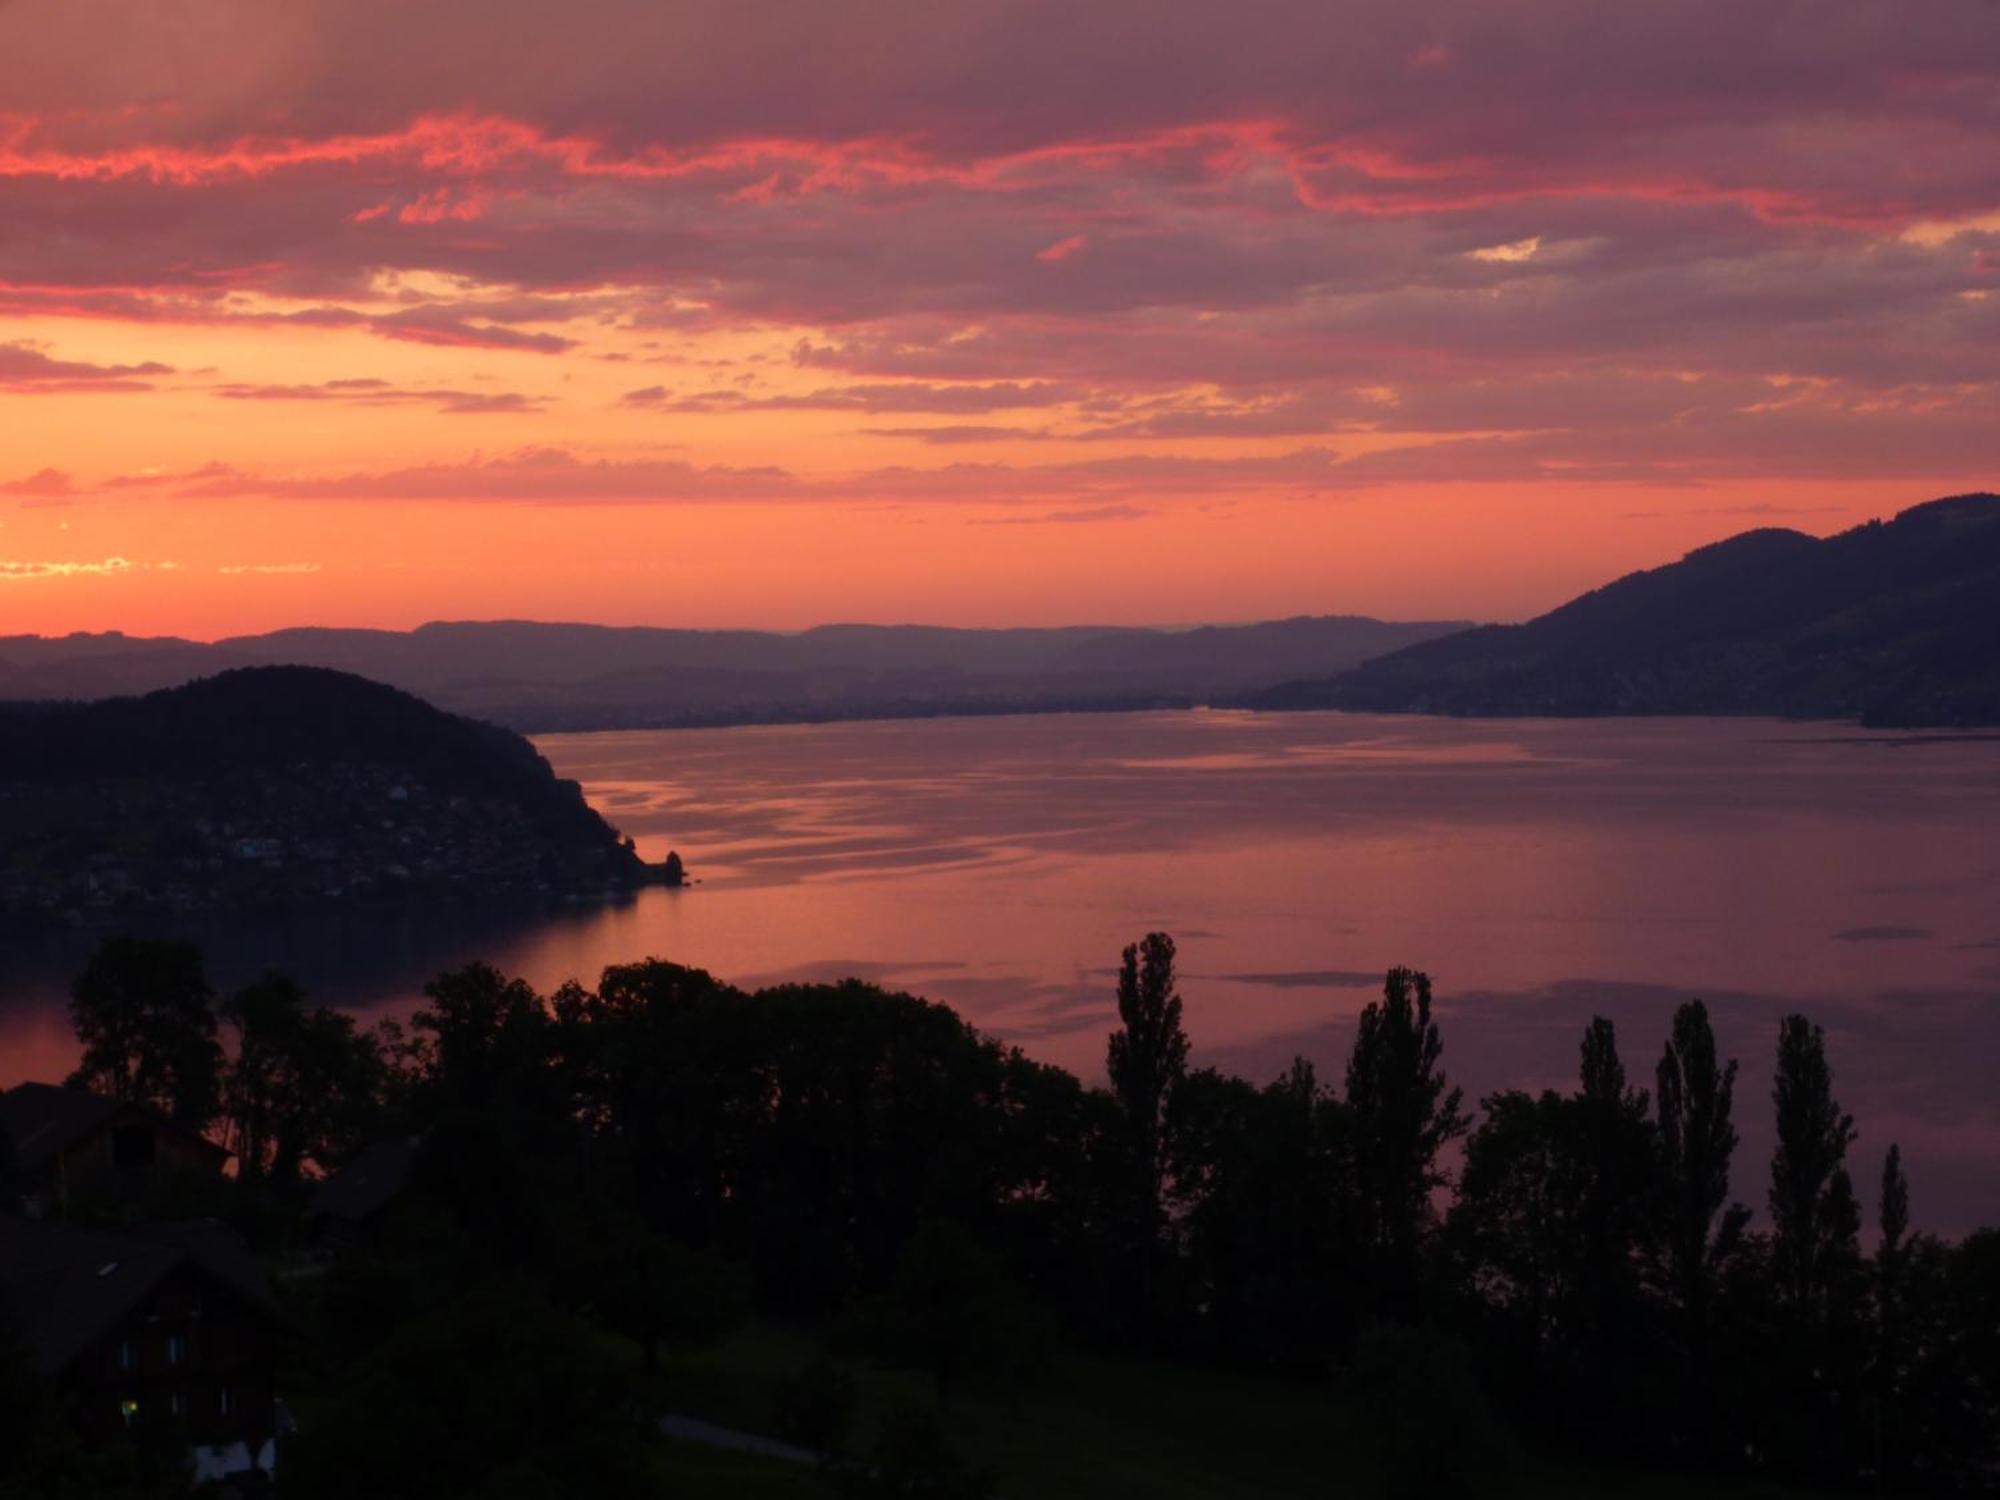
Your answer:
(309, 1135), (421, 1224)
(0, 1083), (122, 1172)
(0, 1082), (229, 1172)
(0, 1216), (277, 1376)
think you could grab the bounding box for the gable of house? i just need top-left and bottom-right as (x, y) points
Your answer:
(0, 1083), (229, 1213)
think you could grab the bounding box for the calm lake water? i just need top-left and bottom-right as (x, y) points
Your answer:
(4, 710), (1998, 1229)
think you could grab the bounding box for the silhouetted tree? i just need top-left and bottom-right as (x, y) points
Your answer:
(1451, 1087), (1590, 1356)
(1758, 1016), (1866, 1481)
(555, 960), (1094, 1313)
(1769, 1014), (1861, 1320)
(1105, 932), (1189, 1321)
(551, 958), (740, 1236)
(1569, 1017), (1660, 1449)
(1169, 1058), (1349, 1363)
(221, 974), (385, 1184)
(1344, 967), (1468, 1312)
(1868, 1225), (2000, 1489)
(983, 1049), (1124, 1336)
(1870, 1143), (1911, 1488)
(1449, 1016), (1660, 1453)
(1578, 1016), (1627, 1111)
(74, 929), (1986, 1496)
(1651, 1000), (1748, 1325)
(1948, 1231), (2000, 1475)
(65, 936), (222, 1130)
(1107, 932), (1188, 1204)
(1650, 1000), (1749, 1459)
(1572, 1019), (1655, 1305)
(407, 962), (562, 1125)
(1878, 1144), (1909, 1266)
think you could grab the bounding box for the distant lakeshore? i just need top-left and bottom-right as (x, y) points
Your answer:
(7, 491), (1996, 731)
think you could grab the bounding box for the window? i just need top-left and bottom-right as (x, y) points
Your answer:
(166, 1333), (187, 1366)
(218, 1386), (233, 1417)
(117, 1340), (138, 1372)
(119, 1398), (139, 1428)
(168, 1391), (186, 1418)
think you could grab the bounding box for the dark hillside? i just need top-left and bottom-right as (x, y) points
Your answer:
(0, 667), (651, 919)
(1250, 494), (2000, 726)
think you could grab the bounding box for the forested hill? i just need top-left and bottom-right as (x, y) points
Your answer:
(0, 614), (1468, 731)
(1250, 493), (2000, 727)
(0, 667), (653, 919)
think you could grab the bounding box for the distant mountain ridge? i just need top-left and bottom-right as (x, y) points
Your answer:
(0, 614), (1469, 731)
(1249, 494), (2000, 727)
(0, 667), (655, 920)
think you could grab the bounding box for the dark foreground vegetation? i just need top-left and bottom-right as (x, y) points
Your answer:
(4, 933), (1996, 1497)
(1253, 492), (2000, 726)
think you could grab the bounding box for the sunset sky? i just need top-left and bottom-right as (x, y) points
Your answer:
(2, 0), (1995, 637)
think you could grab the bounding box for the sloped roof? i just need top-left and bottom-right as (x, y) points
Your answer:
(0, 1084), (123, 1171)
(309, 1135), (421, 1224)
(0, 1083), (228, 1172)
(0, 1216), (277, 1376)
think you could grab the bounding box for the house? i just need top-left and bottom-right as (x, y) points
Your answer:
(0, 1082), (230, 1219)
(0, 1215), (285, 1485)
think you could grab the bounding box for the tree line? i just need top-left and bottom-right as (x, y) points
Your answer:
(13, 932), (2000, 1495)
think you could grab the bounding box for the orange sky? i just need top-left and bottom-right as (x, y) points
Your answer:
(1, 2), (1994, 638)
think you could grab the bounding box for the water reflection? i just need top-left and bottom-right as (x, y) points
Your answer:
(3, 710), (1997, 1228)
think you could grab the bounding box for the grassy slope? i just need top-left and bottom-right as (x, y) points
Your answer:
(647, 1322), (1831, 1500)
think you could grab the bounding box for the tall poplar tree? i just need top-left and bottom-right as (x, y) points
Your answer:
(1769, 1014), (1861, 1319)
(1652, 1000), (1748, 1324)
(1344, 966), (1468, 1311)
(1106, 931), (1190, 1317)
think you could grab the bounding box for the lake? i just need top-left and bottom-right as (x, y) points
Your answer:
(4, 710), (1997, 1229)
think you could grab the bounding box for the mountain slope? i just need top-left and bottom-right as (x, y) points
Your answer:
(0, 667), (652, 918)
(1249, 494), (2000, 727)
(0, 615), (1469, 730)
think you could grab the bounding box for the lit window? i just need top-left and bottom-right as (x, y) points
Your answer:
(119, 1398), (139, 1427)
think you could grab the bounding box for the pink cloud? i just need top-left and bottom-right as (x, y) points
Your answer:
(0, 340), (171, 391)
(211, 379), (544, 413)
(0, 466), (74, 496)
(0, 0), (1991, 508)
